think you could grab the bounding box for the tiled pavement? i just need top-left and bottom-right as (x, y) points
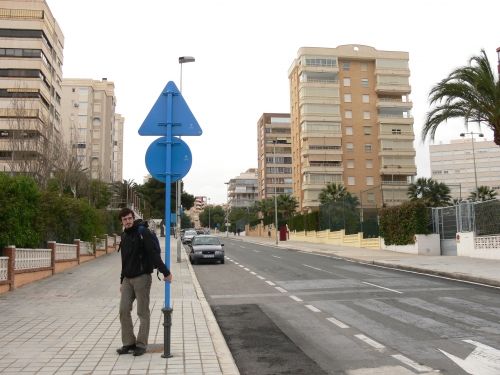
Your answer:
(0, 238), (239, 375)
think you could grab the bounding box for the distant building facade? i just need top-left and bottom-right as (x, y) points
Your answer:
(61, 78), (124, 183)
(227, 168), (258, 209)
(257, 113), (292, 200)
(430, 139), (500, 199)
(0, 0), (64, 179)
(288, 44), (417, 212)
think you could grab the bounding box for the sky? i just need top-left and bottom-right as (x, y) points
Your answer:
(47, 0), (499, 204)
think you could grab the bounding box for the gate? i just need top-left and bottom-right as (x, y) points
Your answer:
(432, 205), (458, 256)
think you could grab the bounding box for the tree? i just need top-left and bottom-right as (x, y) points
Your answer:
(277, 194), (298, 219)
(468, 185), (498, 202)
(199, 205), (225, 229)
(318, 182), (347, 204)
(407, 177), (451, 207)
(422, 49), (500, 146)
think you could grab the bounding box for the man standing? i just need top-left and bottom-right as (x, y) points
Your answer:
(117, 208), (173, 356)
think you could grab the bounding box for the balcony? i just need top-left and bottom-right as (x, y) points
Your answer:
(301, 148), (342, 157)
(376, 98), (413, 109)
(378, 131), (414, 141)
(302, 164), (343, 174)
(379, 148), (416, 157)
(380, 165), (417, 175)
(375, 83), (411, 95)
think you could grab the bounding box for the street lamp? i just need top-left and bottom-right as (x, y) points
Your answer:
(272, 140), (279, 245)
(176, 56), (195, 263)
(225, 182), (230, 237)
(207, 197), (211, 231)
(460, 131), (483, 199)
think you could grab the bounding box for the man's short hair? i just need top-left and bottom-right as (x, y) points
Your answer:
(119, 207), (135, 220)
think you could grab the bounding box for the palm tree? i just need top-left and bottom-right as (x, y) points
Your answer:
(468, 185), (498, 202)
(319, 182), (347, 204)
(408, 177), (451, 207)
(421, 49), (500, 145)
(277, 194), (298, 219)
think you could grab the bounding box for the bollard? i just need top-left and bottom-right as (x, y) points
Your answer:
(161, 307), (173, 358)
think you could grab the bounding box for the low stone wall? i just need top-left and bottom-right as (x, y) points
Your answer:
(14, 268), (53, 288)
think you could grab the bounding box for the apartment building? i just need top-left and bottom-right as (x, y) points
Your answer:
(257, 113), (292, 200)
(288, 44), (416, 212)
(430, 138), (500, 199)
(227, 168), (258, 209)
(61, 78), (124, 183)
(0, 0), (64, 180)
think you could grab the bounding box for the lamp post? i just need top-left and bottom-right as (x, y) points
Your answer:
(460, 131), (483, 199)
(176, 56), (195, 263)
(225, 182), (230, 237)
(272, 140), (278, 245)
(207, 197), (211, 231)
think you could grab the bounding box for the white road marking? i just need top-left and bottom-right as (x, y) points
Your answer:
(244, 267), (250, 271)
(265, 281), (276, 286)
(439, 339), (500, 375)
(257, 275), (265, 280)
(253, 250), (261, 253)
(392, 354), (434, 373)
(250, 271), (256, 275)
(326, 317), (349, 329)
(354, 334), (385, 351)
(289, 295), (303, 302)
(303, 264), (323, 271)
(234, 262), (239, 265)
(362, 281), (403, 294)
(272, 255), (281, 259)
(275, 287), (287, 293)
(239, 265), (244, 268)
(305, 304), (321, 313)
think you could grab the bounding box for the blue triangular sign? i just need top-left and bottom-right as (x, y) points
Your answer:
(138, 81), (203, 136)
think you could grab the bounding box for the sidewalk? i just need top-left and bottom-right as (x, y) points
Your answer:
(226, 233), (500, 288)
(0, 238), (239, 375)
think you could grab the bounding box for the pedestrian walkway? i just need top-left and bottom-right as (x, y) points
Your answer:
(226, 234), (500, 288)
(0, 238), (239, 375)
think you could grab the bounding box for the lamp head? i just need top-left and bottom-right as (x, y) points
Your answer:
(460, 133), (465, 137)
(479, 133), (484, 137)
(179, 56), (195, 64)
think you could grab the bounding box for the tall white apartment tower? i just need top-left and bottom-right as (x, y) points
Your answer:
(0, 0), (64, 180)
(61, 78), (124, 183)
(288, 45), (417, 212)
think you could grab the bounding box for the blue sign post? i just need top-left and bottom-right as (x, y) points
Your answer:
(138, 81), (202, 358)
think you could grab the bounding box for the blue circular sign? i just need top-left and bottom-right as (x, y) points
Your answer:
(145, 136), (192, 183)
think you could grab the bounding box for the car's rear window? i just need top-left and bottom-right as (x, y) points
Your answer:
(192, 237), (220, 246)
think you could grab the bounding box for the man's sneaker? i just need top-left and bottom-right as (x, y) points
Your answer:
(116, 344), (136, 355)
(133, 346), (146, 356)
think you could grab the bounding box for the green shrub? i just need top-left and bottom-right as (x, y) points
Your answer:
(0, 174), (41, 248)
(379, 201), (430, 245)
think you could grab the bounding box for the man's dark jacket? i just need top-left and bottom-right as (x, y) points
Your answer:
(120, 219), (170, 283)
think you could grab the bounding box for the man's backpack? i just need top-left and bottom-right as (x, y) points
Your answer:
(138, 223), (162, 280)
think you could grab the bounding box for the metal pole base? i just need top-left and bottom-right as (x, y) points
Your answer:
(161, 307), (173, 358)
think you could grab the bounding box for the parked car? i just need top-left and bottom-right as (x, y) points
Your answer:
(188, 235), (224, 265)
(182, 229), (197, 244)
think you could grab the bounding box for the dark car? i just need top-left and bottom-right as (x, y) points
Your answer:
(188, 235), (224, 265)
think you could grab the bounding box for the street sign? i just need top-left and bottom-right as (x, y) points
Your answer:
(145, 136), (192, 183)
(138, 81), (202, 137)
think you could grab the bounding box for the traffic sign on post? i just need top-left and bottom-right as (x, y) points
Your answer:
(138, 81), (202, 137)
(138, 80), (202, 359)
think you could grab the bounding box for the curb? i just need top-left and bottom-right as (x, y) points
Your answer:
(185, 251), (240, 375)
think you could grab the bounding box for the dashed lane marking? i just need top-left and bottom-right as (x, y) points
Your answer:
(305, 304), (321, 313)
(275, 287), (287, 293)
(289, 295), (303, 302)
(354, 334), (385, 351)
(362, 281), (403, 294)
(326, 317), (349, 329)
(272, 255), (281, 259)
(250, 271), (256, 275)
(391, 354), (434, 373)
(265, 281), (276, 286)
(257, 276), (265, 280)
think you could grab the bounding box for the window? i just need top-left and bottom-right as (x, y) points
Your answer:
(364, 144), (372, 153)
(361, 63), (368, 72)
(363, 126), (372, 135)
(362, 94), (370, 103)
(343, 77), (351, 86)
(348, 176), (355, 185)
(342, 62), (351, 70)
(365, 159), (373, 168)
(344, 93), (352, 103)
(345, 110), (352, 119)
(361, 78), (369, 87)
(392, 128), (401, 135)
(347, 160), (355, 168)
(346, 143), (354, 151)
(367, 192), (375, 203)
(363, 111), (371, 120)
(366, 176), (374, 185)
(346, 126), (353, 135)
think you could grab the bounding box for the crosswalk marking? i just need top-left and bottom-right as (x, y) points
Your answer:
(391, 354), (434, 373)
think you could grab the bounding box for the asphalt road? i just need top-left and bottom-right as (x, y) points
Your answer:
(188, 237), (500, 375)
